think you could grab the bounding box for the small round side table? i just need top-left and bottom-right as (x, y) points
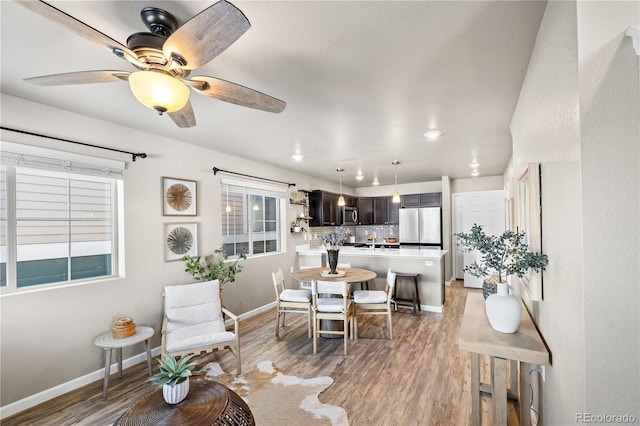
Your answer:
(94, 326), (154, 401)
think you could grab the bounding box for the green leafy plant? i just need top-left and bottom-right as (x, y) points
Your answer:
(150, 353), (198, 387)
(291, 218), (302, 228)
(456, 224), (548, 283)
(182, 245), (246, 286)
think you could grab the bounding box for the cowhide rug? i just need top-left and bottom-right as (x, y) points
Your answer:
(202, 361), (349, 426)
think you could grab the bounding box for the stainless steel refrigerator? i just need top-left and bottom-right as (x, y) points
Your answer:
(399, 207), (442, 248)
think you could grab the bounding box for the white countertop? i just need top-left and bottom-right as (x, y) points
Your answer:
(296, 245), (447, 260)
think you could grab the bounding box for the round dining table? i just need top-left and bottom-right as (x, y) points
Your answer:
(290, 266), (377, 284)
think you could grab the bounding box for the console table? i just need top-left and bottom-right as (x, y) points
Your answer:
(458, 293), (549, 426)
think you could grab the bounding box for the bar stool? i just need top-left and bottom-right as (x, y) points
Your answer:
(392, 272), (421, 315)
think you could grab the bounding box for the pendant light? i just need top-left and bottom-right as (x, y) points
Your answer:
(337, 168), (346, 207)
(392, 160), (401, 203)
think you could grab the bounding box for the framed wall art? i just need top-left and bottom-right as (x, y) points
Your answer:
(164, 222), (198, 262)
(162, 177), (197, 216)
(517, 162), (543, 300)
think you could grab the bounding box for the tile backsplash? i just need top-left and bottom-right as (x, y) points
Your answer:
(307, 225), (399, 248)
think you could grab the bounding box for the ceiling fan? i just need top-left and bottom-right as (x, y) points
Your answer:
(19, 0), (286, 128)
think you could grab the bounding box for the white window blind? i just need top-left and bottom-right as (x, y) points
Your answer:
(1, 141), (123, 292)
(220, 177), (286, 257)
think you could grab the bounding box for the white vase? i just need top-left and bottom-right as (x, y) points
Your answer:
(485, 283), (522, 333)
(163, 379), (189, 404)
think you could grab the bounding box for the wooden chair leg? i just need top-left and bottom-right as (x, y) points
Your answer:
(343, 319), (349, 356)
(275, 308), (280, 337)
(313, 314), (318, 354)
(235, 340), (242, 375)
(387, 306), (393, 340)
(307, 307), (312, 338)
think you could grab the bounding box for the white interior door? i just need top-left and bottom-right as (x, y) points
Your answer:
(452, 190), (506, 285)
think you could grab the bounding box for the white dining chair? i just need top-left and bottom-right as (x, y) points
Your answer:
(311, 280), (354, 356)
(272, 268), (312, 338)
(352, 268), (396, 339)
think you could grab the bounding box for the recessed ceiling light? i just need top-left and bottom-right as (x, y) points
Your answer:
(471, 171), (480, 177)
(424, 130), (442, 139)
(355, 174), (364, 181)
(372, 178), (380, 186)
(469, 161), (480, 168)
(291, 153), (304, 161)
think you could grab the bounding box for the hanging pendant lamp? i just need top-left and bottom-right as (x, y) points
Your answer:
(337, 168), (346, 207)
(392, 161), (401, 203)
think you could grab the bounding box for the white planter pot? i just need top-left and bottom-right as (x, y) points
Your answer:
(163, 379), (189, 404)
(485, 283), (522, 333)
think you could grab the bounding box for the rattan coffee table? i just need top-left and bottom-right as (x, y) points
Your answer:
(114, 380), (255, 425)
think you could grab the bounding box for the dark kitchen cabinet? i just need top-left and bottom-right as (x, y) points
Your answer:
(387, 199), (400, 224)
(373, 196), (400, 225)
(357, 196), (399, 225)
(357, 197), (374, 225)
(401, 192), (441, 208)
(309, 190), (341, 226)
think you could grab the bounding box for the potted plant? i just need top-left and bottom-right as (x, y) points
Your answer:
(456, 224), (548, 333)
(182, 245), (247, 287)
(291, 218), (302, 232)
(150, 353), (198, 404)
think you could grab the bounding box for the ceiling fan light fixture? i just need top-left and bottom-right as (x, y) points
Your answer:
(129, 70), (190, 114)
(424, 130), (443, 140)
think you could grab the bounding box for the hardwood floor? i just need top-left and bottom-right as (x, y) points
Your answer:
(3, 281), (519, 425)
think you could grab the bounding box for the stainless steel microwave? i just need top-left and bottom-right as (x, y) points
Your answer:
(342, 206), (358, 225)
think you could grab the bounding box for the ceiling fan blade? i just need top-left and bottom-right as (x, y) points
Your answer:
(168, 101), (197, 128)
(163, 0), (250, 70)
(190, 76), (286, 113)
(17, 0), (140, 66)
(25, 70), (130, 86)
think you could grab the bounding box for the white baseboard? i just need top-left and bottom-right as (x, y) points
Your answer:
(0, 301), (276, 420)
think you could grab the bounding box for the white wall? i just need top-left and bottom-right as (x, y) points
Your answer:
(0, 94), (337, 407)
(451, 175), (504, 193)
(576, 0), (639, 415)
(509, 0), (639, 422)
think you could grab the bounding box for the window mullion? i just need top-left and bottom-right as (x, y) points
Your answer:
(5, 167), (17, 290)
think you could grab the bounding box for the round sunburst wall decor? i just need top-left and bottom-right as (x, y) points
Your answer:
(167, 226), (193, 255)
(164, 223), (198, 261)
(166, 183), (192, 212)
(162, 177), (197, 216)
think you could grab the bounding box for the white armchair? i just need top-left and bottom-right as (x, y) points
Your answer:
(161, 279), (241, 374)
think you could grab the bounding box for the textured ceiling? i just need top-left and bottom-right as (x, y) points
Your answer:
(0, 0), (547, 187)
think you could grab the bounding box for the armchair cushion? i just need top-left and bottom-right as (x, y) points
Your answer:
(166, 322), (236, 353)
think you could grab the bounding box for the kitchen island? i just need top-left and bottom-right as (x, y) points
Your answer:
(296, 245), (447, 312)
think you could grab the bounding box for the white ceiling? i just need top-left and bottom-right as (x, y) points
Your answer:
(0, 0), (546, 188)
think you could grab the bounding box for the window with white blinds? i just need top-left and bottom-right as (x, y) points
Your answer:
(221, 178), (286, 257)
(0, 142), (123, 292)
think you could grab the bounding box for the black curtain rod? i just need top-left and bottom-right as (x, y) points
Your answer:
(213, 167), (295, 187)
(0, 126), (148, 162)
